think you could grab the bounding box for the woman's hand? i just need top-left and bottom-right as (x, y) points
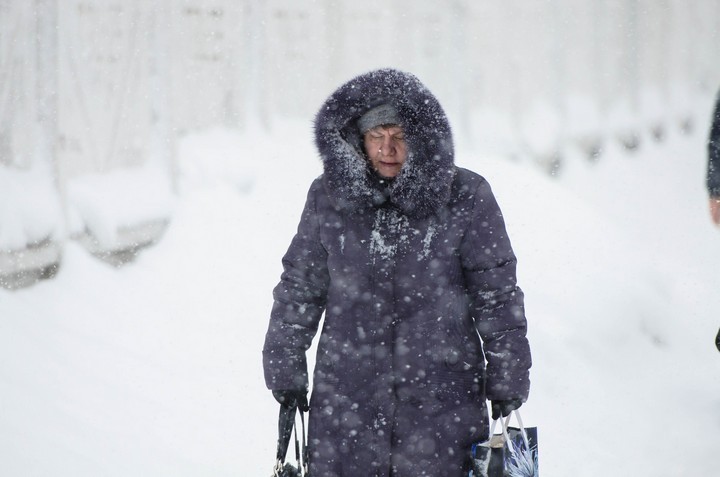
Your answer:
(491, 399), (524, 420)
(272, 389), (309, 411)
(710, 197), (720, 226)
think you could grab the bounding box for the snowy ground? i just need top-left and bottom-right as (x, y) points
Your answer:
(1, 115), (720, 476)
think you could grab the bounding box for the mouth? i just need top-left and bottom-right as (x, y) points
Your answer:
(377, 162), (402, 178)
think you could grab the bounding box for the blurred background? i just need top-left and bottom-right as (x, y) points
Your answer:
(2, 2), (720, 475)
(1, 0), (719, 281)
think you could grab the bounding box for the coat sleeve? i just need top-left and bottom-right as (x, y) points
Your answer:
(459, 178), (531, 402)
(708, 91), (720, 197)
(263, 181), (330, 391)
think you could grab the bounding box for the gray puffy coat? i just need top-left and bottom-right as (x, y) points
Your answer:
(263, 69), (531, 476)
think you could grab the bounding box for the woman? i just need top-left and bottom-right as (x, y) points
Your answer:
(263, 68), (531, 476)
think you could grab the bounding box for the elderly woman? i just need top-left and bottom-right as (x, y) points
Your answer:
(263, 69), (532, 476)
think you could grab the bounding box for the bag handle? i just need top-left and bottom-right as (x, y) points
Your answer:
(480, 411), (530, 448)
(276, 403), (297, 462)
(274, 404), (308, 475)
(499, 410), (531, 456)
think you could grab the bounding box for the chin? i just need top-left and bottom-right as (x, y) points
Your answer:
(381, 168), (401, 177)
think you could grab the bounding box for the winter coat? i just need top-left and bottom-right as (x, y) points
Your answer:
(263, 69), (531, 476)
(708, 90), (720, 197)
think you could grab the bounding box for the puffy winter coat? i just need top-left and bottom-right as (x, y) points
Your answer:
(708, 90), (720, 197)
(263, 69), (531, 476)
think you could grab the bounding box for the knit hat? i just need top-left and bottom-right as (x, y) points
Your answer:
(357, 103), (400, 133)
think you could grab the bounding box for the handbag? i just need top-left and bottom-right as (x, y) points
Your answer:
(470, 410), (538, 477)
(272, 403), (308, 477)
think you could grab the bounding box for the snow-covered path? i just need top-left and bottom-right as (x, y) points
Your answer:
(1, 120), (719, 476)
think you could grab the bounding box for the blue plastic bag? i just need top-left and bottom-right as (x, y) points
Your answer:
(470, 410), (538, 477)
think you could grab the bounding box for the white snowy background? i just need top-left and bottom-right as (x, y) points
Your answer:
(2, 1), (720, 475)
(2, 110), (720, 476)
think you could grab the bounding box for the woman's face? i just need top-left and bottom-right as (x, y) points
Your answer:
(363, 125), (407, 178)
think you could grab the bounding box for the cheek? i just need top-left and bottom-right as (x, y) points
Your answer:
(398, 145), (408, 162)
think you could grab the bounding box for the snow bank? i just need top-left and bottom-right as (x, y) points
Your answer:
(67, 163), (175, 249)
(1, 115), (719, 476)
(0, 165), (63, 250)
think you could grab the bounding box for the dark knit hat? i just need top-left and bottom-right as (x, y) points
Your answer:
(357, 103), (400, 133)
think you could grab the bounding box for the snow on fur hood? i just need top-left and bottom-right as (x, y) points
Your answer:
(314, 68), (455, 219)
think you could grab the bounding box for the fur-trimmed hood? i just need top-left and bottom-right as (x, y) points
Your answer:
(314, 68), (455, 218)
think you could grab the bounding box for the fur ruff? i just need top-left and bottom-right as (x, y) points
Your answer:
(313, 68), (455, 219)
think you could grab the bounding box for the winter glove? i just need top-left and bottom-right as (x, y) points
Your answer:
(491, 399), (523, 420)
(272, 389), (309, 412)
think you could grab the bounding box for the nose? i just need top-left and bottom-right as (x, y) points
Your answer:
(380, 136), (396, 156)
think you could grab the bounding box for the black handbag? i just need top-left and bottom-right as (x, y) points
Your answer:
(272, 403), (308, 477)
